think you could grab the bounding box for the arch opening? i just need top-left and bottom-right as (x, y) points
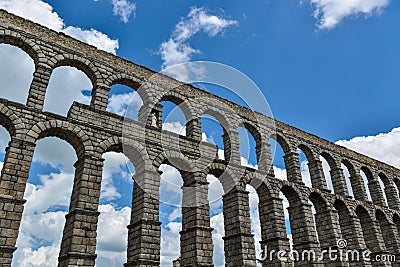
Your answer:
(43, 66), (92, 116)
(160, 101), (187, 136)
(360, 169), (372, 201)
(208, 175), (225, 267)
(246, 184), (262, 266)
(377, 174), (389, 207)
(269, 137), (287, 180)
(201, 114), (225, 160)
(238, 126), (258, 169)
(319, 155), (334, 192)
(340, 162), (355, 198)
(0, 44), (35, 104)
(13, 137), (77, 266)
(279, 191), (293, 251)
(95, 151), (135, 266)
(159, 164), (184, 266)
(107, 84), (143, 121)
(296, 147), (312, 187)
(0, 125), (11, 167)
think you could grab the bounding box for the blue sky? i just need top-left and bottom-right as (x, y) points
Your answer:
(0, 0), (400, 266)
(46, 0), (400, 141)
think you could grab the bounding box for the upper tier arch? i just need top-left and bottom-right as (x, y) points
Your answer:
(48, 53), (104, 88)
(0, 32), (42, 64)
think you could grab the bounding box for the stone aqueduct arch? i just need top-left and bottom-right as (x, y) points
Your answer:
(0, 9), (398, 267)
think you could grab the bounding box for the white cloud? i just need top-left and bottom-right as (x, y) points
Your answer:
(304, 0), (390, 30)
(112, 0), (136, 23)
(210, 212), (225, 267)
(341, 163), (355, 198)
(160, 221), (182, 266)
(336, 127), (400, 168)
(280, 192), (290, 222)
(17, 211), (67, 247)
(14, 170), (73, 267)
(159, 7), (237, 81)
(11, 135), (77, 266)
(96, 251), (126, 267)
(0, 47), (93, 117)
(207, 175), (224, 210)
(107, 91), (143, 120)
(62, 26), (119, 54)
(166, 222), (181, 235)
(13, 138), (137, 266)
(95, 153), (135, 265)
(0, 0), (119, 54)
(246, 185), (262, 266)
(32, 137), (77, 172)
(320, 156), (334, 192)
(66, 27), (118, 54)
(206, 175), (224, 266)
(360, 169), (373, 201)
(162, 121), (186, 135)
(241, 156), (258, 169)
(273, 166), (287, 181)
(167, 208), (181, 222)
(0, 0), (64, 31)
(159, 164), (183, 207)
(96, 204), (130, 253)
(300, 160), (312, 188)
(202, 133), (208, 142)
(14, 160), (133, 267)
(13, 245), (60, 267)
(0, 125), (11, 154)
(379, 178), (389, 206)
(23, 172), (73, 214)
(43, 66), (92, 116)
(160, 39), (200, 70)
(101, 152), (134, 201)
(0, 44), (35, 104)
(217, 149), (225, 160)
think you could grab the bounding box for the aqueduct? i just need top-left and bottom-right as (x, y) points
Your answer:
(0, 9), (399, 267)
